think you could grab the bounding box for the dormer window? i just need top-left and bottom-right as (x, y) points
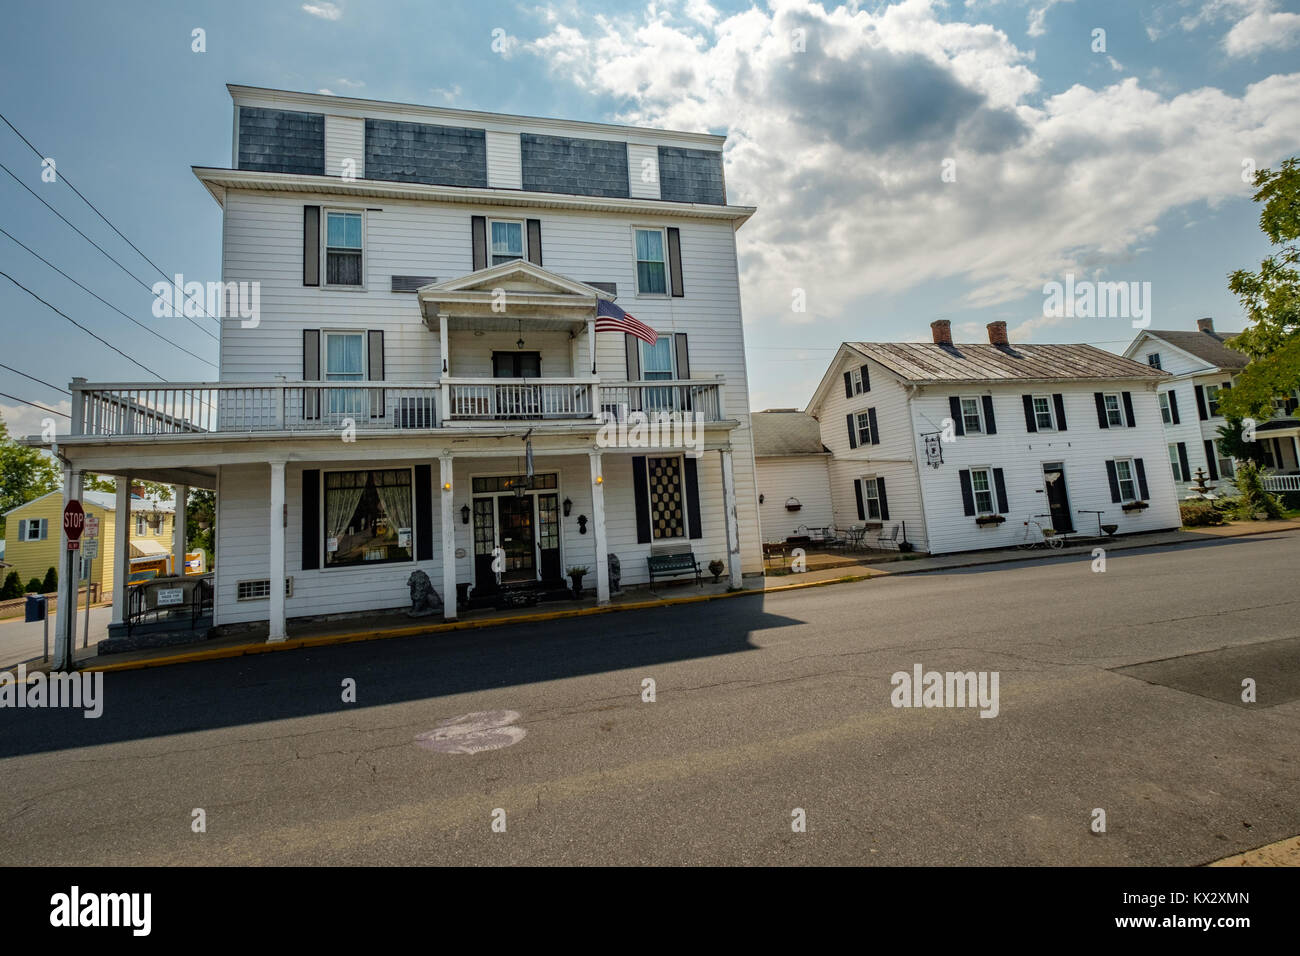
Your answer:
(1147, 353), (1162, 370)
(489, 219), (525, 266)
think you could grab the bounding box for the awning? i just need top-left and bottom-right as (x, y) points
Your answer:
(130, 539), (170, 558)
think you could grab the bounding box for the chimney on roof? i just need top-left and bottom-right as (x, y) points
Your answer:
(931, 319), (952, 345)
(986, 321), (1009, 346)
(1197, 317), (1215, 334)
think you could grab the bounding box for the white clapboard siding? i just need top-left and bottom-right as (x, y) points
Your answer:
(627, 143), (660, 200)
(324, 116), (365, 179)
(755, 456), (832, 540)
(485, 130), (523, 189)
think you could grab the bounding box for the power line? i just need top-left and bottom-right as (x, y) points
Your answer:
(0, 109), (222, 327)
(0, 161), (219, 343)
(0, 270), (165, 380)
(0, 389), (69, 417)
(0, 227), (217, 367)
(0, 362), (71, 395)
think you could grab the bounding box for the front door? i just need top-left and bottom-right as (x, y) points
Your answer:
(496, 494), (535, 581)
(1042, 463), (1074, 533)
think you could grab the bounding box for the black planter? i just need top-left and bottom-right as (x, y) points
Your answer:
(569, 576), (585, 599)
(975, 514), (1006, 526)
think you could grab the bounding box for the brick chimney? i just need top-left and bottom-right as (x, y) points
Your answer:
(986, 321), (1009, 346)
(1196, 317), (1215, 334)
(931, 319), (952, 345)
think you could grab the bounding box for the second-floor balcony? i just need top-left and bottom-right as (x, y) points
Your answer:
(68, 377), (728, 438)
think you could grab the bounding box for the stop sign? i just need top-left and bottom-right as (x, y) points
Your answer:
(63, 500), (85, 540)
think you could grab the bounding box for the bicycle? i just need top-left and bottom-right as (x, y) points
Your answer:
(1018, 514), (1064, 550)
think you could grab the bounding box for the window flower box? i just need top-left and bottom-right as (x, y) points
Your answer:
(784, 498), (802, 512)
(975, 514), (1006, 526)
(1121, 500), (1149, 513)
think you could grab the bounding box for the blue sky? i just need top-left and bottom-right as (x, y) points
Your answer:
(1, 0), (1298, 427)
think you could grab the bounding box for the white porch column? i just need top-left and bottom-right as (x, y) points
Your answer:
(586, 318), (596, 376)
(440, 455), (457, 620)
(438, 312), (451, 424)
(590, 451), (610, 605)
(110, 478), (131, 626)
(720, 448), (742, 589)
(267, 461), (287, 642)
(54, 467), (82, 671)
(172, 484), (188, 578)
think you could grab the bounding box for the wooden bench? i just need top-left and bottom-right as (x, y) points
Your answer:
(647, 542), (703, 589)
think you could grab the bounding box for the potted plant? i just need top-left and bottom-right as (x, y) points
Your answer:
(1121, 500), (1149, 513)
(566, 566), (589, 599)
(708, 559), (725, 582)
(975, 514), (1006, 526)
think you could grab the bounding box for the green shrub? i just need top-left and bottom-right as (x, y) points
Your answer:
(41, 566), (57, 593)
(1180, 500), (1225, 527)
(0, 571), (22, 600)
(1227, 461), (1284, 520)
(25, 577), (43, 594)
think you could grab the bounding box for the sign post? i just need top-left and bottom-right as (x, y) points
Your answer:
(82, 516), (99, 649)
(55, 500), (84, 671)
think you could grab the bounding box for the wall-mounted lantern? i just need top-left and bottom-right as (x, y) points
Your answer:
(563, 497), (573, 517)
(460, 504), (471, 525)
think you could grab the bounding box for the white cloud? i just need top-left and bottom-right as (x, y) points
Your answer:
(302, 2), (342, 21)
(430, 84), (463, 103)
(336, 77), (365, 89)
(0, 400), (70, 441)
(526, 0), (1300, 340)
(1178, 0), (1300, 56)
(1026, 0), (1073, 38)
(316, 88), (334, 95)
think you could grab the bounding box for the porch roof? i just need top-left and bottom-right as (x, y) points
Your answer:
(417, 260), (613, 328)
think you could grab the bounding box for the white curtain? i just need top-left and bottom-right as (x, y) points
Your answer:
(326, 482), (365, 541)
(375, 478), (412, 540)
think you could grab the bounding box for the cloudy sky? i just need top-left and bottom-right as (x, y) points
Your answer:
(1, 0), (1298, 428)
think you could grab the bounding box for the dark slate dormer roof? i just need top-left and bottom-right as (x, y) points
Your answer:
(752, 410), (829, 457)
(846, 342), (1167, 384)
(1143, 329), (1248, 370)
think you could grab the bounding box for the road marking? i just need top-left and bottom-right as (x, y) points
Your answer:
(415, 709), (527, 754)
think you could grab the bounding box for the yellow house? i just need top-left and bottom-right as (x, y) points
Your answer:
(2, 490), (176, 598)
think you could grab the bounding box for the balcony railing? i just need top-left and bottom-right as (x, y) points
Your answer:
(599, 379), (725, 423)
(443, 377), (595, 421)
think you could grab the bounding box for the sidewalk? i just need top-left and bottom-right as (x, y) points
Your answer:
(5, 519), (1298, 676)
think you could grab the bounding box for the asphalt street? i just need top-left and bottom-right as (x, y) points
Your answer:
(2, 532), (1297, 865)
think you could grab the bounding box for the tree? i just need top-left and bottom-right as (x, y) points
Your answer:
(0, 415), (60, 538)
(1220, 157), (1300, 422)
(1229, 461), (1284, 520)
(25, 577), (42, 594)
(185, 488), (216, 566)
(1, 571), (22, 600)
(41, 566), (58, 593)
(1216, 419), (1270, 467)
(83, 474), (174, 502)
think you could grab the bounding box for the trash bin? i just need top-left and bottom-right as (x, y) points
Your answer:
(25, 594), (47, 623)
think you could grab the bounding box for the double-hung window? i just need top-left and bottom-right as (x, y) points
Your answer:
(1032, 395), (1055, 431)
(1114, 458), (1138, 502)
(634, 228), (668, 295)
(856, 411), (873, 446)
(1168, 444), (1182, 481)
(24, 520), (42, 541)
(325, 211), (363, 287)
(325, 331), (366, 417)
(863, 477), (882, 520)
(850, 368), (864, 395)
(960, 397), (983, 435)
(1103, 393), (1124, 427)
(1205, 384), (1222, 417)
(1159, 392), (1173, 425)
(1147, 353), (1162, 370)
(489, 219), (524, 265)
(970, 467), (996, 515)
(135, 515), (146, 536)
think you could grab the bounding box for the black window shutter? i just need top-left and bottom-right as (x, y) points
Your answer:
(1194, 384), (1208, 421)
(867, 407), (879, 445)
(1094, 392), (1109, 429)
(1122, 391), (1136, 428)
(303, 206), (320, 286)
(1176, 442), (1190, 483)
(303, 329), (321, 420)
(683, 456), (702, 539)
(1168, 391), (1180, 425)
(854, 480), (865, 520)
(949, 396), (965, 436)
(471, 215), (487, 271)
(301, 469), (320, 570)
(959, 469), (975, 516)
(1105, 460), (1121, 502)
(1022, 394), (1037, 433)
(993, 468), (1009, 514)
(414, 464), (433, 561)
(877, 477), (889, 521)
(625, 333), (641, 381)
(846, 413), (857, 449)
(843, 371), (853, 399)
(982, 395), (997, 435)
(368, 330), (385, 418)
(1053, 393), (1067, 431)
(632, 456), (652, 544)
(1203, 440), (1219, 480)
(674, 333), (690, 380)
(860, 364), (871, 392)
(1135, 458), (1149, 500)
(666, 227), (684, 297)
(526, 219), (543, 266)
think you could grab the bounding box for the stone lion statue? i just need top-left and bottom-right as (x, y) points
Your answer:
(406, 569), (441, 617)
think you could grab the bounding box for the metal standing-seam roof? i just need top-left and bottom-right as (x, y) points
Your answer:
(752, 410), (829, 457)
(845, 342), (1169, 384)
(1141, 330), (1248, 370)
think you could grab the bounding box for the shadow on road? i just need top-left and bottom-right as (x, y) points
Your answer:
(0, 592), (803, 757)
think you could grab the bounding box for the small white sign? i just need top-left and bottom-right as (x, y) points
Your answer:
(157, 588), (184, 607)
(82, 539), (99, 559)
(327, 537), (339, 553)
(85, 516), (100, 538)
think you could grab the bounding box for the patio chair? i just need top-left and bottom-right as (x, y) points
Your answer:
(875, 524), (901, 551)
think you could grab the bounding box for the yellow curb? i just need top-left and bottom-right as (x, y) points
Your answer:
(1207, 835), (1300, 867)
(80, 571), (881, 674)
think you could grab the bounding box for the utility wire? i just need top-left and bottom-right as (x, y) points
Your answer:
(0, 161), (219, 343)
(0, 270), (164, 380)
(0, 361), (71, 395)
(0, 227), (216, 366)
(0, 390), (69, 417)
(0, 109), (222, 327)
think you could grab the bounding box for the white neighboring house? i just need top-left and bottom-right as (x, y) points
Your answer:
(1123, 317), (1300, 494)
(805, 320), (1182, 555)
(752, 410), (832, 540)
(42, 85), (762, 640)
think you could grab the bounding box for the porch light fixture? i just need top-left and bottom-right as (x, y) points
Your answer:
(460, 504), (470, 524)
(443, 481), (452, 492)
(562, 497), (572, 517)
(595, 475), (603, 485)
(516, 320), (525, 350)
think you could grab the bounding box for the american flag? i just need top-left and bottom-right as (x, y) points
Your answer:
(594, 298), (657, 345)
